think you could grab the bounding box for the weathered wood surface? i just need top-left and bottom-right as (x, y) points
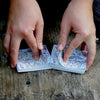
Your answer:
(0, 20), (100, 100)
(1, 48), (100, 100)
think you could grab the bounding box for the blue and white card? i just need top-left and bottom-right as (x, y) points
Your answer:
(17, 45), (87, 74)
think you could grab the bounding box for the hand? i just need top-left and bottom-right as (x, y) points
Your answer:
(57, 0), (96, 70)
(3, 0), (44, 68)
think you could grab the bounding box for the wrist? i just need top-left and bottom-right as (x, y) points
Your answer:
(71, 0), (93, 5)
(71, 0), (93, 2)
(10, 0), (36, 6)
(70, 0), (93, 9)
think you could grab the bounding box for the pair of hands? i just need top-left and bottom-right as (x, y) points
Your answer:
(4, 0), (96, 70)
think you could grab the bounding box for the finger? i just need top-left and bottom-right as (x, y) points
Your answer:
(64, 34), (84, 62)
(57, 19), (71, 51)
(86, 38), (96, 70)
(24, 31), (39, 60)
(3, 29), (11, 54)
(81, 42), (86, 50)
(35, 20), (44, 50)
(10, 35), (21, 68)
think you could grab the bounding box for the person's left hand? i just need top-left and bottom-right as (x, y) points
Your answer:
(57, 0), (96, 70)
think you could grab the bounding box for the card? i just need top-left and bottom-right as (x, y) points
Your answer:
(51, 45), (87, 74)
(17, 45), (52, 72)
(17, 45), (87, 74)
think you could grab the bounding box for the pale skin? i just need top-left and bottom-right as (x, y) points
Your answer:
(57, 0), (96, 70)
(4, 0), (44, 68)
(4, 0), (96, 70)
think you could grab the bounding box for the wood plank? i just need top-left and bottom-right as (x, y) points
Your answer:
(1, 20), (100, 99)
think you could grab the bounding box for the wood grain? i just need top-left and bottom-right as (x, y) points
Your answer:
(0, 20), (100, 100)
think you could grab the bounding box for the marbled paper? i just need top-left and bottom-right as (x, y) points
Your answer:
(17, 45), (52, 72)
(51, 45), (87, 74)
(17, 45), (87, 74)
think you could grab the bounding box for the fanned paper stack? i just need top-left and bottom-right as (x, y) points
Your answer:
(17, 45), (87, 74)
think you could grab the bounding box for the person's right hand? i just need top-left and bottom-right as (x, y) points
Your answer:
(3, 0), (44, 68)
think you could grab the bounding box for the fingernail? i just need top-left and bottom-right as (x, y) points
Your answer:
(58, 44), (63, 51)
(11, 64), (15, 68)
(86, 67), (89, 71)
(39, 43), (43, 50)
(86, 64), (90, 71)
(86, 69), (88, 72)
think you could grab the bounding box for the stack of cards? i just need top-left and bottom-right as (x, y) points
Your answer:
(17, 45), (87, 74)
(17, 45), (52, 72)
(51, 45), (87, 74)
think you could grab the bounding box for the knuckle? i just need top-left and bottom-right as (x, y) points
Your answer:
(60, 24), (67, 35)
(60, 29), (66, 35)
(72, 41), (79, 48)
(69, 40), (79, 50)
(81, 28), (96, 39)
(11, 26), (17, 34)
(31, 44), (37, 50)
(10, 48), (18, 54)
(69, 45), (75, 52)
(37, 38), (42, 43)
(80, 28), (92, 38)
(58, 38), (66, 46)
(3, 43), (8, 50)
(59, 35), (66, 42)
(82, 31), (90, 38)
(21, 28), (29, 37)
